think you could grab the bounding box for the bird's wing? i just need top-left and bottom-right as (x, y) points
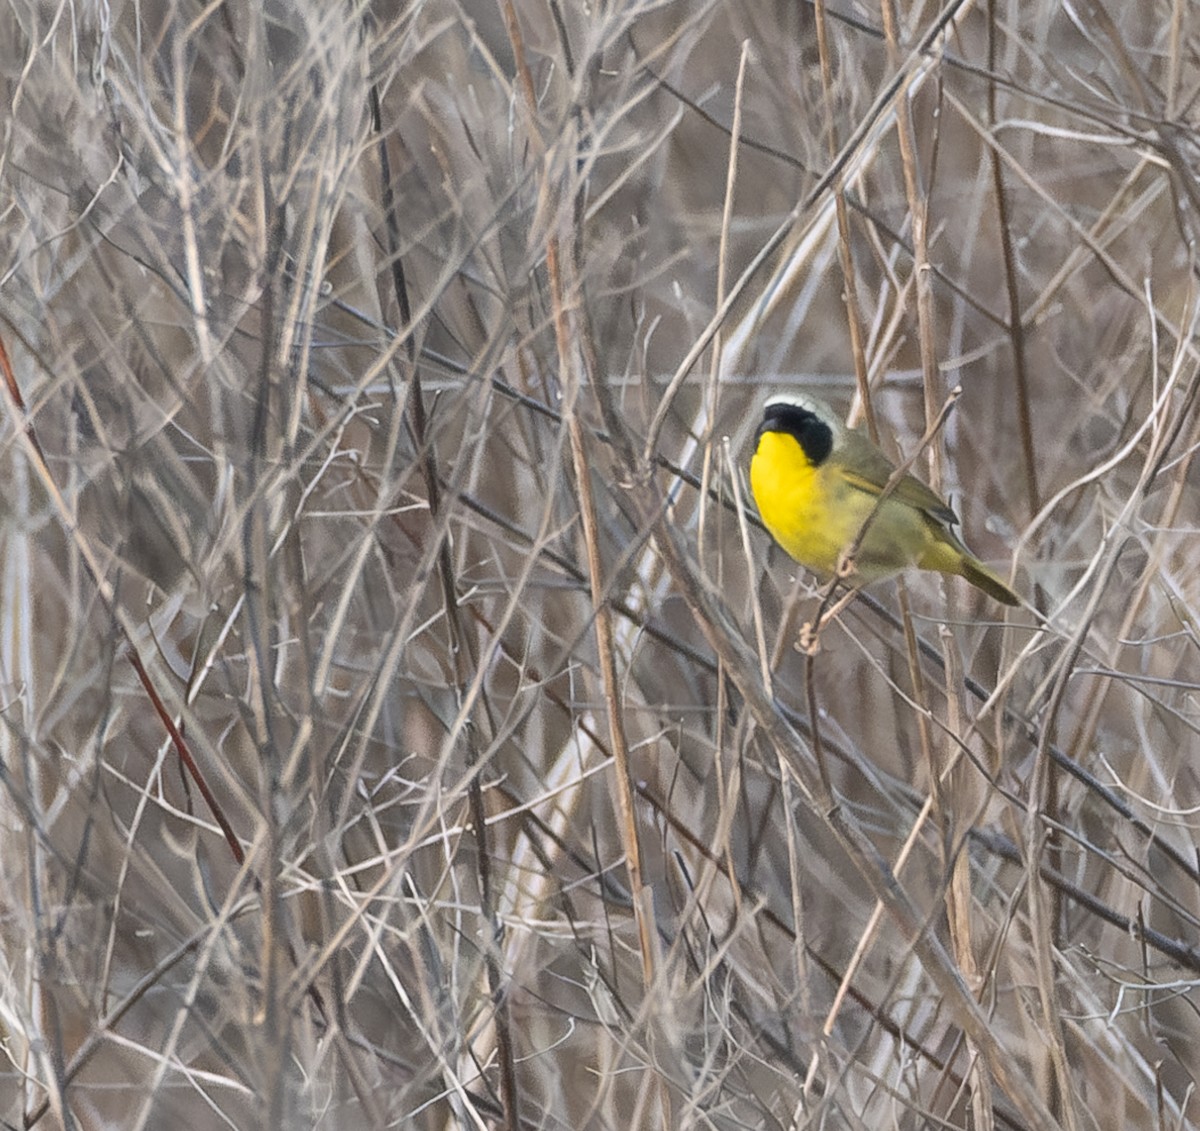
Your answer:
(835, 429), (960, 527)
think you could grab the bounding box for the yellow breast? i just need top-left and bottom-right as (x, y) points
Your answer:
(750, 430), (937, 580)
(750, 431), (870, 575)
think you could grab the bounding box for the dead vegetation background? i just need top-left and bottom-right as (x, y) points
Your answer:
(2, 0), (1200, 1128)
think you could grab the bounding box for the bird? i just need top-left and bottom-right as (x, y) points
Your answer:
(749, 393), (1019, 606)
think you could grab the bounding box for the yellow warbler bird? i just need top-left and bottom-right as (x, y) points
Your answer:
(750, 394), (1019, 606)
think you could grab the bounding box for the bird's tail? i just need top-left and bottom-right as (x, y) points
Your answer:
(959, 556), (1020, 606)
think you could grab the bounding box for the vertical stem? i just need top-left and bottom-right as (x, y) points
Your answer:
(812, 0), (878, 439)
